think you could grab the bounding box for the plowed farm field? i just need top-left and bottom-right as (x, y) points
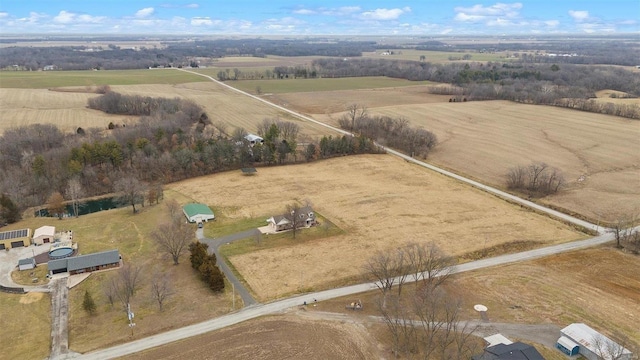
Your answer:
(169, 155), (585, 301)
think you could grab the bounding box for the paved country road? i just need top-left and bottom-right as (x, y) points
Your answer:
(52, 69), (637, 359)
(69, 229), (630, 360)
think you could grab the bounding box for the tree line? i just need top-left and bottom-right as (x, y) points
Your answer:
(0, 95), (381, 224)
(337, 104), (438, 158)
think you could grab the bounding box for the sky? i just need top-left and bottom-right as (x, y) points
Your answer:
(0, 1), (637, 36)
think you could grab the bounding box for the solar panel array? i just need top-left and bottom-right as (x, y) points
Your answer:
(0, 229), (29, 241)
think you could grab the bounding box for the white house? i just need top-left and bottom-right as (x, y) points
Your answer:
(266, 206), (316, 232)
(244, 134), (264, 146)
(559, 323), (632, 360)
(32, 226), (55, 245)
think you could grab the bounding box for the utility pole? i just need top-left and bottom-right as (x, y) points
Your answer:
(127, 303), (136, 337)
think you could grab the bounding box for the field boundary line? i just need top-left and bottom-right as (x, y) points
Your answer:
(173, 68), (603, 234)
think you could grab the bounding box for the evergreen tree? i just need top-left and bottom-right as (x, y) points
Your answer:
(0, 194), (20, 224)
(189, 241), (210, 270)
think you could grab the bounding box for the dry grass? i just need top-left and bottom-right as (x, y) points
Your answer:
(120, 313), (381, 360)
(11, 263), (49, 286)
(107, 83), (336, 140)
(1, 190), (239, 354)
(295, 95), (639, 224)
(169, 155), (585, 301)
(451, 246), (640, 347)
(0, 88), (137, 134)
(0, 291), (51, 359)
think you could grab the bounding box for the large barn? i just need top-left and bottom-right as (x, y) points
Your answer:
(182, 203), (215, 224)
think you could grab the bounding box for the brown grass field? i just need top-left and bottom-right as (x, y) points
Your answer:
(0, 291), (51, 360)
(116, 246), (639, 360)
(169, 154), (585, 301)
(275, 88), (639, 224)
(0, 88), (138, 134)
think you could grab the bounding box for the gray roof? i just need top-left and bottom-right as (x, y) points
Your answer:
(18, 258), (36, 266)
(48, 249), (120, 272)
(472, 342), (544, 360)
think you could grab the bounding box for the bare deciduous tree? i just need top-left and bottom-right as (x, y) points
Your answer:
(592, 333), (633, 360)
(114, 175), (147, 213)
(150, 270), (174, 311)
(47, 191), (65, 219)
(65, 177), (85, 218)
(153, 200), (193, 265)
(112, 263), (142, 309)
(404, 242), (456, 289)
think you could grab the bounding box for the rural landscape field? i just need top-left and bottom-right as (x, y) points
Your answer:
(1, 27), (639, 360)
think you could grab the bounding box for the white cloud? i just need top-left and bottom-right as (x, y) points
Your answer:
(360, 7), (411, 20)
(135, 7), (155, 18)
(19, 12), (48, 25)
(544, 20), (559, 27)
(53, 11), (75, 24)
(191, 17), (213, 26)
(186, 3), (199, 8)
(454, 3), (522, 23)
(568, 10), (589, 21)
(293, 9), (315, 15)
(0, 12), (8, 18)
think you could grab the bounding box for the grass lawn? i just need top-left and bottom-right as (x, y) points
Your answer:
(225, 76), (432, 94)
(0, 69), (205, 89)
(1, 189), (238, 354)
(0, 292), (51, 360)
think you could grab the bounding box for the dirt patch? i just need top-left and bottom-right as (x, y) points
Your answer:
(19, 291), (45, 304)
(121, 314), (382, 360)
(170, 155), (585, 301)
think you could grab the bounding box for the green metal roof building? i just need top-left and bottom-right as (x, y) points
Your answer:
(182, 203), (215, 223)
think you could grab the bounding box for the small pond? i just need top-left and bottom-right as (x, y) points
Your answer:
(35, 197), (124, 217)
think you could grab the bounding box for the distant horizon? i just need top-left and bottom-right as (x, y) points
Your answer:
(1, 1), (638, 36)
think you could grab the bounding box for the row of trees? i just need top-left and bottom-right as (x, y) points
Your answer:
(189, 241), (225, 292)
(365, 242), (479, 358)
(505, 162), (565, 197)
(338, 104), (438, 158)
(0, 96), (381, 223)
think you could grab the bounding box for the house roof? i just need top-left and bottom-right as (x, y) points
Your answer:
(0, 228), (30, 241)
(18, 258), (36, 266)
(48, 249), (120, 272)
(33, 225), (55, 238)
(473, 342), (545, 360)
(244, 134), (263, 142)
(561, 323), (632, 359)
(267, 206), (315, 226)
(182, 203), (214, 218)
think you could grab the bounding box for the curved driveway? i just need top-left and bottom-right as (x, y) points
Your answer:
(196, 228), (258, 306)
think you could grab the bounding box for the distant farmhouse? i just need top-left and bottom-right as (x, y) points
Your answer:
(266, 206), (317, 232)
(183, 203), (215, 224)
(558, 323), (632, 360)
(48, 249), (121, 276)
(0, 228), (31, 249)
(244, 134), (264, 146)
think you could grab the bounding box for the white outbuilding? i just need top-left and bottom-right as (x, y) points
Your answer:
(559, 323), (632, 360)
(33, 226), (55, 245)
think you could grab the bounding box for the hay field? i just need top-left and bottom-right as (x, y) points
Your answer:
(169, 155), (585, 300)
(0, 292), (51, 360)
(0, 88), (137, 134)
(353, 100), (640, 223)
(109, 82), (336, 139)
